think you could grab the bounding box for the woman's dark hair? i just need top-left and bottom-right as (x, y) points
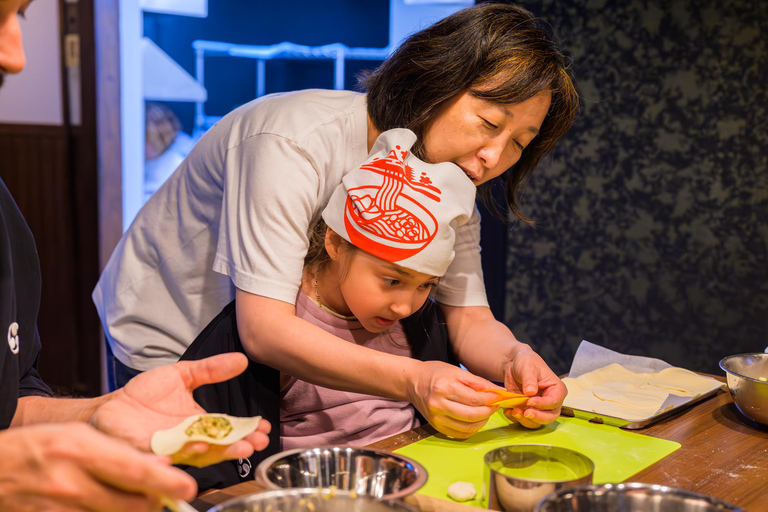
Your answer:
(360, 2), (580, 224)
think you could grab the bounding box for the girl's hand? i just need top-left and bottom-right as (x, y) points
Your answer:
(501, 350), (567, 428)
(405, 360), (501, 438)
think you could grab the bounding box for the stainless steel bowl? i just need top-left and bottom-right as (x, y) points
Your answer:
(206, 488), (419, 512)
(535, 483), (745, 512)
(254, 446), (427, 500)
(719, 353), (768, 427)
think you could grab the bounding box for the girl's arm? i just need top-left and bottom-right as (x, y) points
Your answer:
(236, 289), (501, 439)
(441, 304), (567, 427)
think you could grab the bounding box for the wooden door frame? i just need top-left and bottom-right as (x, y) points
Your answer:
(93, 0), (123, 267)
(93, 0), (123, 393)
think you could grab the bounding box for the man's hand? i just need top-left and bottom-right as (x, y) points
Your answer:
(0, 423), (196, 512)
(501, 350), (567, 428)
(90, 353), (271, 467)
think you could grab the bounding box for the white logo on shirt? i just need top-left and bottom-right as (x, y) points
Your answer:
(237, 457), (252, 478)
(7, 322), (19, 355)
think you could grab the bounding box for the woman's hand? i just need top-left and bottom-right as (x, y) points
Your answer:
(90, 353), (271, 467)
(0, 423), (196, 512)
(405, 360), (501, 438)
(501, 350), (567, 428)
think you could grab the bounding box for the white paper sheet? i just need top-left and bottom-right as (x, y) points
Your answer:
(566, 340), (723, 418)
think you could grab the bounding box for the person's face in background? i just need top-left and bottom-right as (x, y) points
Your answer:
(0, 0), (32, 89)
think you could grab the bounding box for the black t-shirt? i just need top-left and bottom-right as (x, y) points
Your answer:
(0, 178), (52, 429)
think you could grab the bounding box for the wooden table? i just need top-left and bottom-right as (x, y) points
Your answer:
(191, 381), (768, 511)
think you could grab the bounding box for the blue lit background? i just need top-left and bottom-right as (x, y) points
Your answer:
(144, 1), (390, 134)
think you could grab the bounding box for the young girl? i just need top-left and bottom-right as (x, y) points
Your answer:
(180, 129), (505, 490)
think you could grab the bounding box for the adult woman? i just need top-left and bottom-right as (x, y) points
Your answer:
(94, 2), (579, 438)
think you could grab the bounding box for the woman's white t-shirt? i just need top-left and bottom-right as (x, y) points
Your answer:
(92, 89), (488, 371)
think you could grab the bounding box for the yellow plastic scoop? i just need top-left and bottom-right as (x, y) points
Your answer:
(481, 388), (529, 408)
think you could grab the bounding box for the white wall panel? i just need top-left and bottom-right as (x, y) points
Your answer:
(0, 1), (63, 125)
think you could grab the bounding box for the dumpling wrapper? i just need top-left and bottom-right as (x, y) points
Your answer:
(564, 379), (660, 420)
(563, 363), (722, 421)
(591, 382), (670, 409)
(649, 367), (722, 397)
(151, 413), (262, 456)
(481, 389), (529, 408)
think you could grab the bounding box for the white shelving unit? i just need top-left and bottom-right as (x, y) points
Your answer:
(191, 41), (391, 136)
(119, 0), (471, 230)
(119, 0), (208, 231)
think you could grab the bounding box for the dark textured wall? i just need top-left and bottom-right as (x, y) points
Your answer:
(504, 0), (768, 374)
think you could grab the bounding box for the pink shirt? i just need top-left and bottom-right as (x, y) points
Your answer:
(280, 292), (420, 450)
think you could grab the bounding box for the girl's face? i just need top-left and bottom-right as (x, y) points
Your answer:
(422, 90), (552, 186)
(327, 249), (439, 334)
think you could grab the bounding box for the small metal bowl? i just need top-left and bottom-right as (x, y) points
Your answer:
(719, 353), (768, 427)
(534, 482), (745, 511)
(206, 488), (419, 512)
(255, 446), (427, 500)
(483, 444), (594, 512)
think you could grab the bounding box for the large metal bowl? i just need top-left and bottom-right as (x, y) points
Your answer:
(254, 446), (427, 500)
(206, 488), (419, 512)
(534, 483), (745, 512)
(719, 353), (768, 427)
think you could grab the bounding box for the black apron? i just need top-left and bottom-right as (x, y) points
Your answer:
(178, 297), (454, 491)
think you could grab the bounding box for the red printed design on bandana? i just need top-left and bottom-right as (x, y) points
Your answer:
(344, 145), (442, 262)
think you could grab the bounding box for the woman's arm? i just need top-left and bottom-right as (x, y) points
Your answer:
(236, 289), (501, 438)
(441, 304), (567, 427)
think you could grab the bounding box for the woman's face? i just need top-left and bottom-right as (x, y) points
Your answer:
(422, 90), (551, 186)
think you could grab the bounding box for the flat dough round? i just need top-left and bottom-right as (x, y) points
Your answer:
(591, 382), (669, 409)
(650, 367), (720, 396)
(151, 413), (262, 456)
(563, 363), (722, 421)
(447, 481), (476, 502)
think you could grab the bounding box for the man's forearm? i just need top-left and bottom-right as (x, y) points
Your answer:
(11, 394), (112, 427)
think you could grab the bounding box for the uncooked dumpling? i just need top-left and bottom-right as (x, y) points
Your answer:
(151, 413), (262, 456)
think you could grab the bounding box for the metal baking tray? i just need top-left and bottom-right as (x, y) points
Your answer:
(559, 380), (725, 429)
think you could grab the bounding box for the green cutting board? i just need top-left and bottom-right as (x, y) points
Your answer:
(395, 411), (680, 507)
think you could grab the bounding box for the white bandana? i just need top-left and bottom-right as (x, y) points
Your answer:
(322, 128), (476, 277)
